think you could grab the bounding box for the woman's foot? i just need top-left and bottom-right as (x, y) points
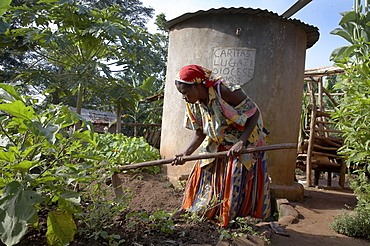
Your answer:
(172, 208), (186, 220)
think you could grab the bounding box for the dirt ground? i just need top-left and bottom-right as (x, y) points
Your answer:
(270, 187), (369, 246)
(9, 171), (370, 245)
(118, 172), (370, 246)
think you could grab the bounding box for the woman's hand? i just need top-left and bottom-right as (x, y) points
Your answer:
(172, 129), (206, 166)
(227, 140), (245, 157)
(172, 153), (187, 166)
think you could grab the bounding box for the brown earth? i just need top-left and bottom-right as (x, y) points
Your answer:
(115, 172), (370, 246)
(10, 172), (370, 246)
(270, 187), (369, 246)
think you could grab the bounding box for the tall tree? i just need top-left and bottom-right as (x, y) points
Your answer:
(1, 0), (168, 134)
(86, 0), (154, 28)
(2, 0), (160, 116)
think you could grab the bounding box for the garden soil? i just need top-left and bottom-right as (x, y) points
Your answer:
(10, 172), (370, 246)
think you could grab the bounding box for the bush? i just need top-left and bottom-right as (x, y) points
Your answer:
(0, 83), (97, 246)
(330, 205), (370, 239)
(329, 1), (370, 239)
(0, 83), (162, 245)
(88, 132), (161, 174)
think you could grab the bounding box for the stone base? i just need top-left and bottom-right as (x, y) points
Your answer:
(270, 182), (304, 201)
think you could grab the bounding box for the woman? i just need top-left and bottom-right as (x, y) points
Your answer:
(172, 65), (271, 226)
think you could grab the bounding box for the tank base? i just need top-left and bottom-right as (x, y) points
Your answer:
(270, 182), (304, 201)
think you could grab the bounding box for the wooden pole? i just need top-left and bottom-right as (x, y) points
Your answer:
(118, 143), (297, 172)
(116, 105), (122, 134)
(111, 143), (297, 199)
(339, 158), (346, 188)
(307, 80), (316, 187)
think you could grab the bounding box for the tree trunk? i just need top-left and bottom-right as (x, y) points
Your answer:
(74, 83), (83, 131)
(116, 103), (122, 134)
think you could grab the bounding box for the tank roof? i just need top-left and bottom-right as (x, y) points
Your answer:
(165, 7), (319, 49)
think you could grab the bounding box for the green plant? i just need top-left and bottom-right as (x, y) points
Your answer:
(181, 198), (227, 225)
(218, 227), (247, 241)
(330, 0), (370, 191)
(88, 132), (161, 174)
(0, 83), (98, 245)
(175, 180), (187, 192)
(330, 205), (370, 239)
(218, 216), (261, 241)
(329, 0), (370, 239)
(1, 0), (165, 130)
(350, 174), (370, 208)
(76, 185), (131, 245)
(126, 210), (175, 235)
(0, 82), (163, 245)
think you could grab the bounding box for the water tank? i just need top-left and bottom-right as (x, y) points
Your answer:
(160, 7), (319, 200)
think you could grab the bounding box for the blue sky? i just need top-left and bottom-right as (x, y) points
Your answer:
(140, 0), (355, 69)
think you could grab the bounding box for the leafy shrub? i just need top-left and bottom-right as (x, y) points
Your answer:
(0, 83), (161, 245)
(76, 185), (131, 245)
(126, 210), (175, 235)
(0, 84), (97, 245)
(88, 132), (161, 174)
(330, 205), (370, 239)
(329, 1), (370, 239)
(331, 3), (370, 173)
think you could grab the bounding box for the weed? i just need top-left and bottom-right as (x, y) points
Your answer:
(126, 210), (175, 235)
(218, 216), (270, 244)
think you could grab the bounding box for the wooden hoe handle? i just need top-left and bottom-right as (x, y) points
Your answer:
(118, 143), (297, 171)
(112, 143), (297, 198)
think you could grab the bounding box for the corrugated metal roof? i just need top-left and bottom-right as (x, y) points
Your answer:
(69, 107), (117, 124)
(165, 7), (319, 49)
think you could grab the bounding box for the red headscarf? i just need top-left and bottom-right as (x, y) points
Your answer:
(175, 65), (219, 87)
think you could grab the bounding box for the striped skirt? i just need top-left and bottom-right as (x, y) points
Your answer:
(181, 151), (271, 227)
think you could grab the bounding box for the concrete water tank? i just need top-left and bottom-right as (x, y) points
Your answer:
(160, 7), (319, 201)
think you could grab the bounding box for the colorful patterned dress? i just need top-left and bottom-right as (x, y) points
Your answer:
(181, 79), (271, 226)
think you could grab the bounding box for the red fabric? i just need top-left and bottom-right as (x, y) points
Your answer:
(178, 65), (206, 82)
(177, 65), (217, 87)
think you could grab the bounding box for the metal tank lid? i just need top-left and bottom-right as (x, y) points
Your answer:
(165, 7), (319, 49)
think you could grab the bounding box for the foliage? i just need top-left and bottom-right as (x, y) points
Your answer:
(0, 0), (167, 137)
(126, 210), (175, 235)
(0, 0), (165, 117)
(330, 204), (370, 239)
(0, 83), (162, 245)
(76, 181), (131, 245)
(329, 0), (370, 239)
(350, 173), (370, 209)
(0, 83), (97, 245)
(0, 181), (44, 245)
(0, 0), (12, 17)
(118, 76), (163, 136)
(330, 1), (370, 178)
(218, 217), (258, 241)
(46, 210), (77, 245)
(87, 132), (161, 174)
(86, 0), (154, 28)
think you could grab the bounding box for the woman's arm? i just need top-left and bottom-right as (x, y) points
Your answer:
(219, 83), (248, 106)
(182, 128), (206, 156)
(219, 84), (260, 157)
(228, 109), (259, 157)
(172, 128), (206, 165)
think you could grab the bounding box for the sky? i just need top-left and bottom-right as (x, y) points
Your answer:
(140, 0), (355, 69)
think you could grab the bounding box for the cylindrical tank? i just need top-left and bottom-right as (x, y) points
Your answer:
(160, 7), (319, 200)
